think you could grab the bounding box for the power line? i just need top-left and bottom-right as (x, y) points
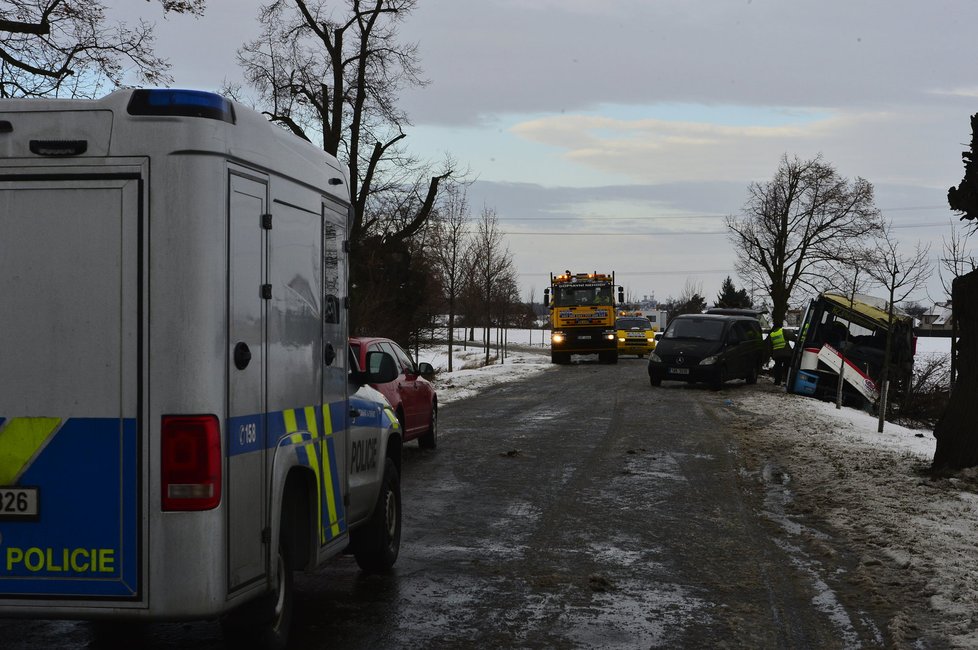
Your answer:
(497, 204), (948, 223)
(499, 230), (727, 236)
(518, 269), (733, 277)
(491, 220), (945, 237)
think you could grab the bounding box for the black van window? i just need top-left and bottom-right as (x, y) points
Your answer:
(727, 323), (745, 343)
(664, 318), (725, 341)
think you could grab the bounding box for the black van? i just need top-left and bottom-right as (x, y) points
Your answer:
(648, 314), (767, 389)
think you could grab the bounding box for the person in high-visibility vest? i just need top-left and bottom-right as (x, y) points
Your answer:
(769, 326), (795, 385)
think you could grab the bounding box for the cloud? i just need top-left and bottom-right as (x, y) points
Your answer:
(506, 107), (966, 188)
(508, 111), (841, 183)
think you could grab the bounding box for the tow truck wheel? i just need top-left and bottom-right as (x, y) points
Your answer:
(352, 457), (401, 573)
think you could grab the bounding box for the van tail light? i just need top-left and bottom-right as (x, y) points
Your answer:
(161, 415), (222, 511)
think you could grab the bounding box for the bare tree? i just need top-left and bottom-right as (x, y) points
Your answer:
(662, 278), (706, 321)
(935, 221), (976, 385)
(467, 207), (514, 366)
(860, 224), (931, 432)
(0, 0), (204, 98)
(938, 221), (977, 301)
(234, 0), (458, 333)
(726, 153), (883, 328)
(430, 183), (471, 372)
(235, 0), (453, 244)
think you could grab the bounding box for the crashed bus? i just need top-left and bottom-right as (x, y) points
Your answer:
(785, 292), (915, 409)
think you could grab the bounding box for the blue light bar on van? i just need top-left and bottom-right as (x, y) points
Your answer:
(126, 89), (235, 124)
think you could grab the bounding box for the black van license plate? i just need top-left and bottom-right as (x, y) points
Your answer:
(0, 487), (39, 519)
(668, 368), (690, 375)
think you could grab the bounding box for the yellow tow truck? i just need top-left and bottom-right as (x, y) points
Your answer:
(544, 271), (624, 364)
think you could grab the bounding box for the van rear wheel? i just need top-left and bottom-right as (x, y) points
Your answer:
(222, 524), (294, 650)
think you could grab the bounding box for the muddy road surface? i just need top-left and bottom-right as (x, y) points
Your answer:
(1, 356), (908, 648)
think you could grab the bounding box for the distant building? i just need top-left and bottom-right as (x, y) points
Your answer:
(918, 301), (954, 332)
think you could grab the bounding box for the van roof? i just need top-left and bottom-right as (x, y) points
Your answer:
(674, 313), (757, 321)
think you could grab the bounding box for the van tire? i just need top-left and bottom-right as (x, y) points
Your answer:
(419, 407), (437, 449)
(352, 458), (401, 573)
(649, 375), (661, 387)
(221, 525), (294, 650)
(746, 364), (759, 385)
(711, 366), (726, 391)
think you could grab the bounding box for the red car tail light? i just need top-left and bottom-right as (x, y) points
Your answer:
(161, 415), (222, 511)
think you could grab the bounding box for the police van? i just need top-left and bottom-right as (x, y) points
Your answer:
(0, 88), (403, 646)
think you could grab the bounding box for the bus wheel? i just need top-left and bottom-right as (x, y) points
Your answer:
(352, 458), (401, 573)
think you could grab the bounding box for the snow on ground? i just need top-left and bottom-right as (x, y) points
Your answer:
(729, 385), (978, 647)
(413, 330), (975, 646)
(413, 341), (552, 404)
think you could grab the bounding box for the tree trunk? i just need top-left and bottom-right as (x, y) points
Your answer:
(447, 300), (455, 373)
(933, 269), (978, 470)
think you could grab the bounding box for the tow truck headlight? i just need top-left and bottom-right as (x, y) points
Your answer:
(618, 336), (626, 342)
(552, 332), (565, 344)
(700, 355), (718, 366)
(604, 332), (615, 341)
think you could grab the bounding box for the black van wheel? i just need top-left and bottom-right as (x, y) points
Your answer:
(746, 364), (759, 385)
(710, 366), (726, 391)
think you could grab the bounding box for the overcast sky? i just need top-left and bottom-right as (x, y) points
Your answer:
(120, 0), (977, 306)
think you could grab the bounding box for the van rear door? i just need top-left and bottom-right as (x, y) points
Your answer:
(0, 169), (142, 601)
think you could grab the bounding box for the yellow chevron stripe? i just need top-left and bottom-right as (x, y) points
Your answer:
(319, 405), (341, 537)
(322, 404), (334, 436)
(320, 437), (340, 539)
(304, 406), (318, 436)
(304, 441), (326, 544)
(283, 409), (298, 434)
(0, 417), (62, 485)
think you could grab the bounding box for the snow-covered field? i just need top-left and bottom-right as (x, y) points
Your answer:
(414, 332), (974, 646)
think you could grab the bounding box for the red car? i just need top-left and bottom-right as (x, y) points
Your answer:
(349, 336), (438, 449)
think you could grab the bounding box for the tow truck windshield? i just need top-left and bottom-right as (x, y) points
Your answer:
(555, 285), (612, 306)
